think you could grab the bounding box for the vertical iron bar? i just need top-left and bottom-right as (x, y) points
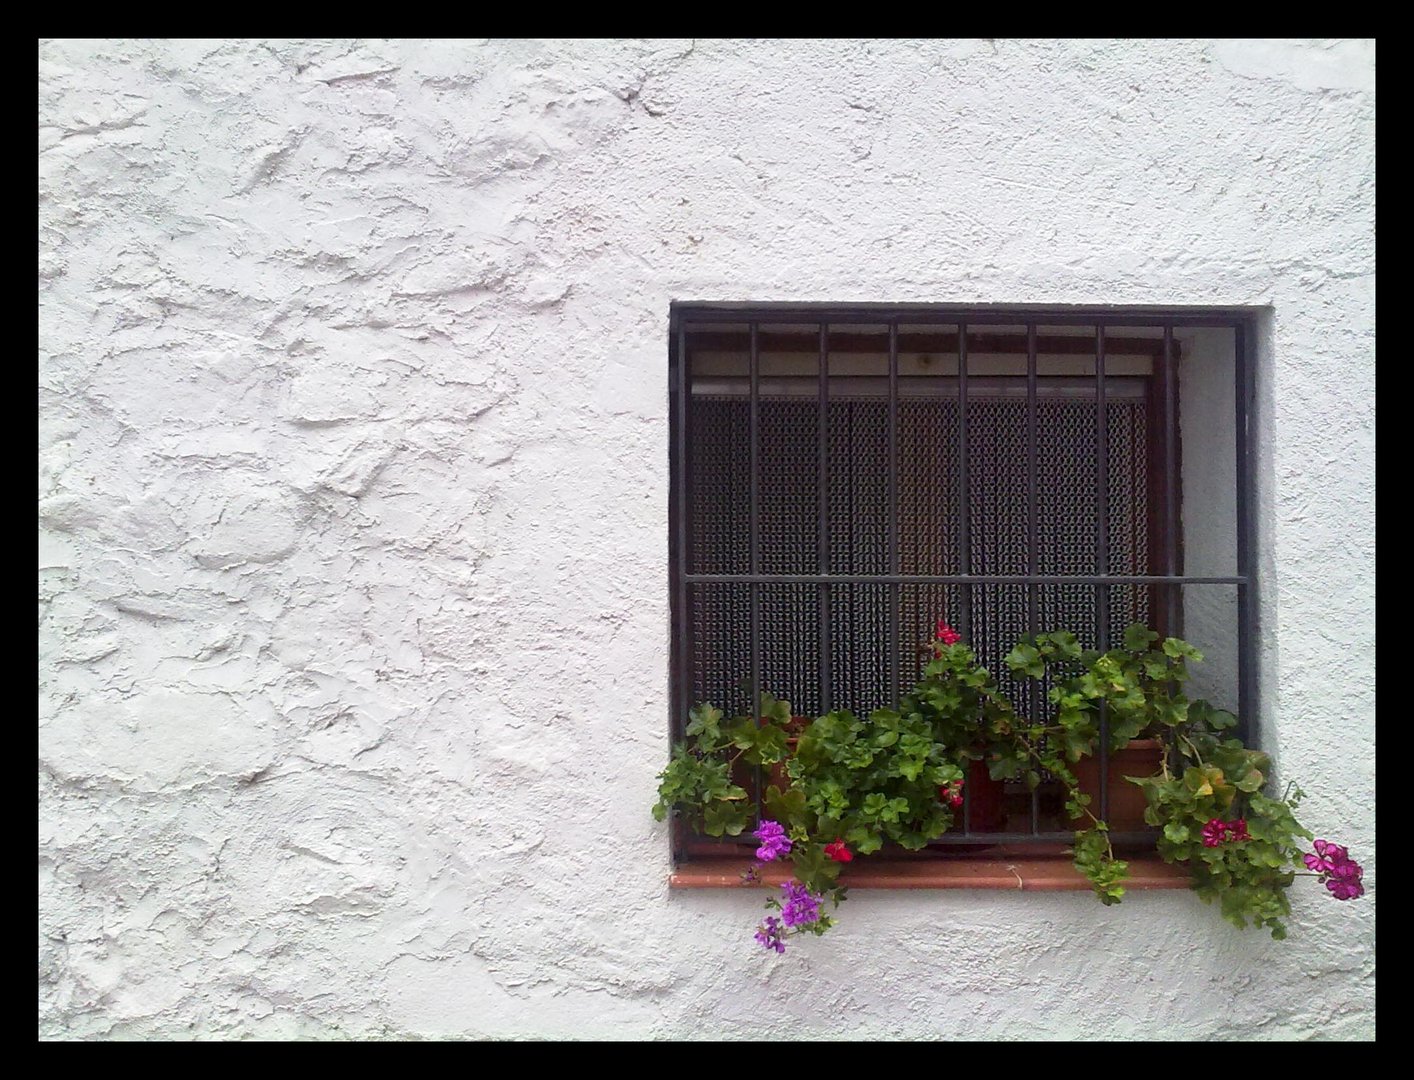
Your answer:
(889, 321), (900, 708)
(818, 323), (831, 713)
(1234, 319), (1255, 744)
(749, 322), (762, 821)
(1163, 324), (1179, 639)
(671, 316), (689, 862)
(1096, 325), (1110, 824)
(957, 322), (971, 642)
(1027, 322), (1039, 836)
(958, 322), (972, 835)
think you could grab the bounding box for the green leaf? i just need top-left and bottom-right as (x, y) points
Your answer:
(1235, 770), (1264, 793)
(1162, 637), (1202, 662)
(1005, 643), (1045, 679)
(1123, 624), (1159, 652)
(685, 703), (723, 740)
(753, 723), (787, 764)
(1209, 709), (1238, 730)
(764, 784), (807, 828)
(723, 717), (758, 751)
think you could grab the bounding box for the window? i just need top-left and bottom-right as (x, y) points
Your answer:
(668, 304), (1258, 865)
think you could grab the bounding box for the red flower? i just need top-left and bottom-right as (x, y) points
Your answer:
(935, 619), (962, 647)
(824, 840), (853, 863)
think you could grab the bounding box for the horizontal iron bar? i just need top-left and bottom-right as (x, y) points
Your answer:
(701, 830), (1159, 847)
(691, 376), (1150, 401)
(688, 330), (1171, 358)
(684, 574), (1245, 586)
(671, 302), (1262, 327)
(927, 831), (1158, 846)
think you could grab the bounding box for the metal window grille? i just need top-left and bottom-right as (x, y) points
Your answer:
(668, 304), (1258, 857)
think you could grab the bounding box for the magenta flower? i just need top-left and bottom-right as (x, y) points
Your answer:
(1325, 860), (1365, 901)
(752, 820), (792, 863)
(1304, 839), (1365, 901)
(1202, 818), (1251, 847)
(1303, 838), (1348, 873)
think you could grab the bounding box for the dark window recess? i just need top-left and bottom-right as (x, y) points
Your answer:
(668, 306), (1258, 855)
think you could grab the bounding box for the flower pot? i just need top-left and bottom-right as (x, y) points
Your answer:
(766, 736), (799, 791)
(1070, 738), (1165, 832)
(964, 757), (1007, 833)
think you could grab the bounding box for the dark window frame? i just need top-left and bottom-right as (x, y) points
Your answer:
(668, 303), (1259, 864)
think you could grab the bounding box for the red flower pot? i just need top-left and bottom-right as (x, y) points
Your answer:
(1070, 738), (1165, 832)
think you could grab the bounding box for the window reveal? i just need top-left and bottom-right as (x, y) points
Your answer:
(668, 307), (1255, 854)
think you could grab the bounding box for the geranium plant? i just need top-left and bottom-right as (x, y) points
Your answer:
(654, 620), (1367, 953)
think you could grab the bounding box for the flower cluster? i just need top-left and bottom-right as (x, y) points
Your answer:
(753, 819), (792, 862)
(1201, 817), (1252, 847)
(823, 839), (853, 863)
(753, 916), (786, 954)
(1304, 839), (1365, 901)
(779, 880), (823, 928)
(939, 778), (964, 810)
(935, 620), (961, 646)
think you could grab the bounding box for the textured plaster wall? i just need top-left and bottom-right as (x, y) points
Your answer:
(38, 39), (1374, 1040)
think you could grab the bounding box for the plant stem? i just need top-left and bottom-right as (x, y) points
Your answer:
(1179, 732), (1205, 766)
(1010, 731), (1114, 862)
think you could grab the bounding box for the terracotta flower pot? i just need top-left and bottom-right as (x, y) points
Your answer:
(1070, 738), (1165, 832)
(766, 736), (799, 791)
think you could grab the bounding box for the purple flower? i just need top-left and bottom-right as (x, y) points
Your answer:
(779, 880), (822, 929)
(753, 819), (792, 863)
(754, 916), (786, 953)
(740, 861), (762, 885)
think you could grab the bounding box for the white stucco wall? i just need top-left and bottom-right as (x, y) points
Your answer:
(38, 39), (1374, 1040)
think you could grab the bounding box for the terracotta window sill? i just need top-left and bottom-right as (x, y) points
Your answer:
(670, 854), (1190, 891)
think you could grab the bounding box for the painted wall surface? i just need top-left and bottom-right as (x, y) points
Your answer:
(38, 39), (1375, 1040)
(1181, 327), (1241, 710)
